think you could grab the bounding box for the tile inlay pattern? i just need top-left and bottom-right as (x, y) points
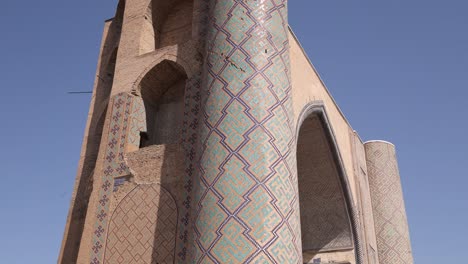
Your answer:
(104, 184), (177, 264)
(193, 0), (301, 263)
(89, 93), (144, 264)
(365, 142), (413, 264)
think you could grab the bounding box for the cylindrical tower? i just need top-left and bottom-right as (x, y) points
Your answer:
(364, 141), (413, 264)
(192, 0), (301, 263)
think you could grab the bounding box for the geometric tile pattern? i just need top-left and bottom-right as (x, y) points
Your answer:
(297, 116), (353, 252)
(89, 93), (143, 264)
(194, 0), (301, 263)
(104, 184), (177, 264)
(176, 74), (203, 262)
(90, 73), (196, 263)
(365, 142), (414, 264)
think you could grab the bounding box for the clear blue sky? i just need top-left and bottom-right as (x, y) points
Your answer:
(0, 0), (466, 263)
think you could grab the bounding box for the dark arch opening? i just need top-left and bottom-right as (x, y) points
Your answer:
(297, 108), (356, 263)
(141, 0), (194, 53)
(139, 60), (187, 147)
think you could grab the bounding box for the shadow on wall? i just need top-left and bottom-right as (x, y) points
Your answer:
(152, 144), (184, 263)
(140, 60), (187, 147)
(296, 114), (354, 262)
(140, 59), (188, 262)
(140, 0), (194, 54)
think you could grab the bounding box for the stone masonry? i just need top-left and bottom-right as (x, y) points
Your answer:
(59, 1), (414, 264)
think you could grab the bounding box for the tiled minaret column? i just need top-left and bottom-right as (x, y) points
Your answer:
(364, 141), (414, 264)
(193, 0), (301, 263)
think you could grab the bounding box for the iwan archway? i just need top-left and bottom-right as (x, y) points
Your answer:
(296, 104), (361, 264)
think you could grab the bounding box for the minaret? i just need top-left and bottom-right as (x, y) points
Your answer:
(192, 0), (301, 263)
(365, 141), (414, 264)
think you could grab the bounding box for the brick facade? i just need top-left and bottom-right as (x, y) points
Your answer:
(59, 1), (413, 264)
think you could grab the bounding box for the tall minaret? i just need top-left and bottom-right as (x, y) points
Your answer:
(365, 141), (414, 264)
(192, 0), (301, 263)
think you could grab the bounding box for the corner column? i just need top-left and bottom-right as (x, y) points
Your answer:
(364, 141), (414, 264)
(192, 0), (301, 263)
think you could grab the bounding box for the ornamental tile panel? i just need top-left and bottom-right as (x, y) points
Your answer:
(240, 74), (277, 122)
(217, 100), (254, 150)
(214, 156), (255, 213)
(209, 32), (234, 75)
(239, 186), (282, 247)
(205, 79), (231, 127)
(239, 127), (278, 181)
(196, 190), (227, 251)
(211, 219), (256, 263)
(194, 0), (300, 262)
(267, 224), (299, 264)
(222, 4), (254, 46)
(266, 161), (294, 218)
(200, 132), (229, 185)
(218, 49), (254, 96)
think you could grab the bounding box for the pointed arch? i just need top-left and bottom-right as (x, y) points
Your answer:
(296, 102), (363, 263)
(137, 59), (188, 147)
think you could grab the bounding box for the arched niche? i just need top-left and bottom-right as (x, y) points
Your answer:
(139, 60), (187, 147)
(296, 106), (357, 263)
(140, 0), (194, 54)
(104, 184), (178, 263)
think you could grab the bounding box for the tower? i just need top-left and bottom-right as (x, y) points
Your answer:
(59, 1), (414, 264)
(365, 141), (414, 264)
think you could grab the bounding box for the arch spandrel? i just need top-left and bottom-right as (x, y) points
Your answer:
(289, 30), (358, 203)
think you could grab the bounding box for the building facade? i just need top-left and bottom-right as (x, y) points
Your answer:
(59, 1), (414, 263)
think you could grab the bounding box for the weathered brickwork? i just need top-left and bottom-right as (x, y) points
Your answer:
(58, 3), (125, 262)
(59, 1), (414, 264)
(89, 93), (142, 263)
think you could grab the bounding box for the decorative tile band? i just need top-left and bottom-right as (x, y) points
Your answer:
(89, 93), (142, 264)
(193, 0), (301, 263)
(176, 74), (203, 262)
(87, 83), (201, 264)
(365, 142), (414, 264)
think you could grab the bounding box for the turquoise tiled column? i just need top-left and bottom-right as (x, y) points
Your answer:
(193, 0), (301, 263)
